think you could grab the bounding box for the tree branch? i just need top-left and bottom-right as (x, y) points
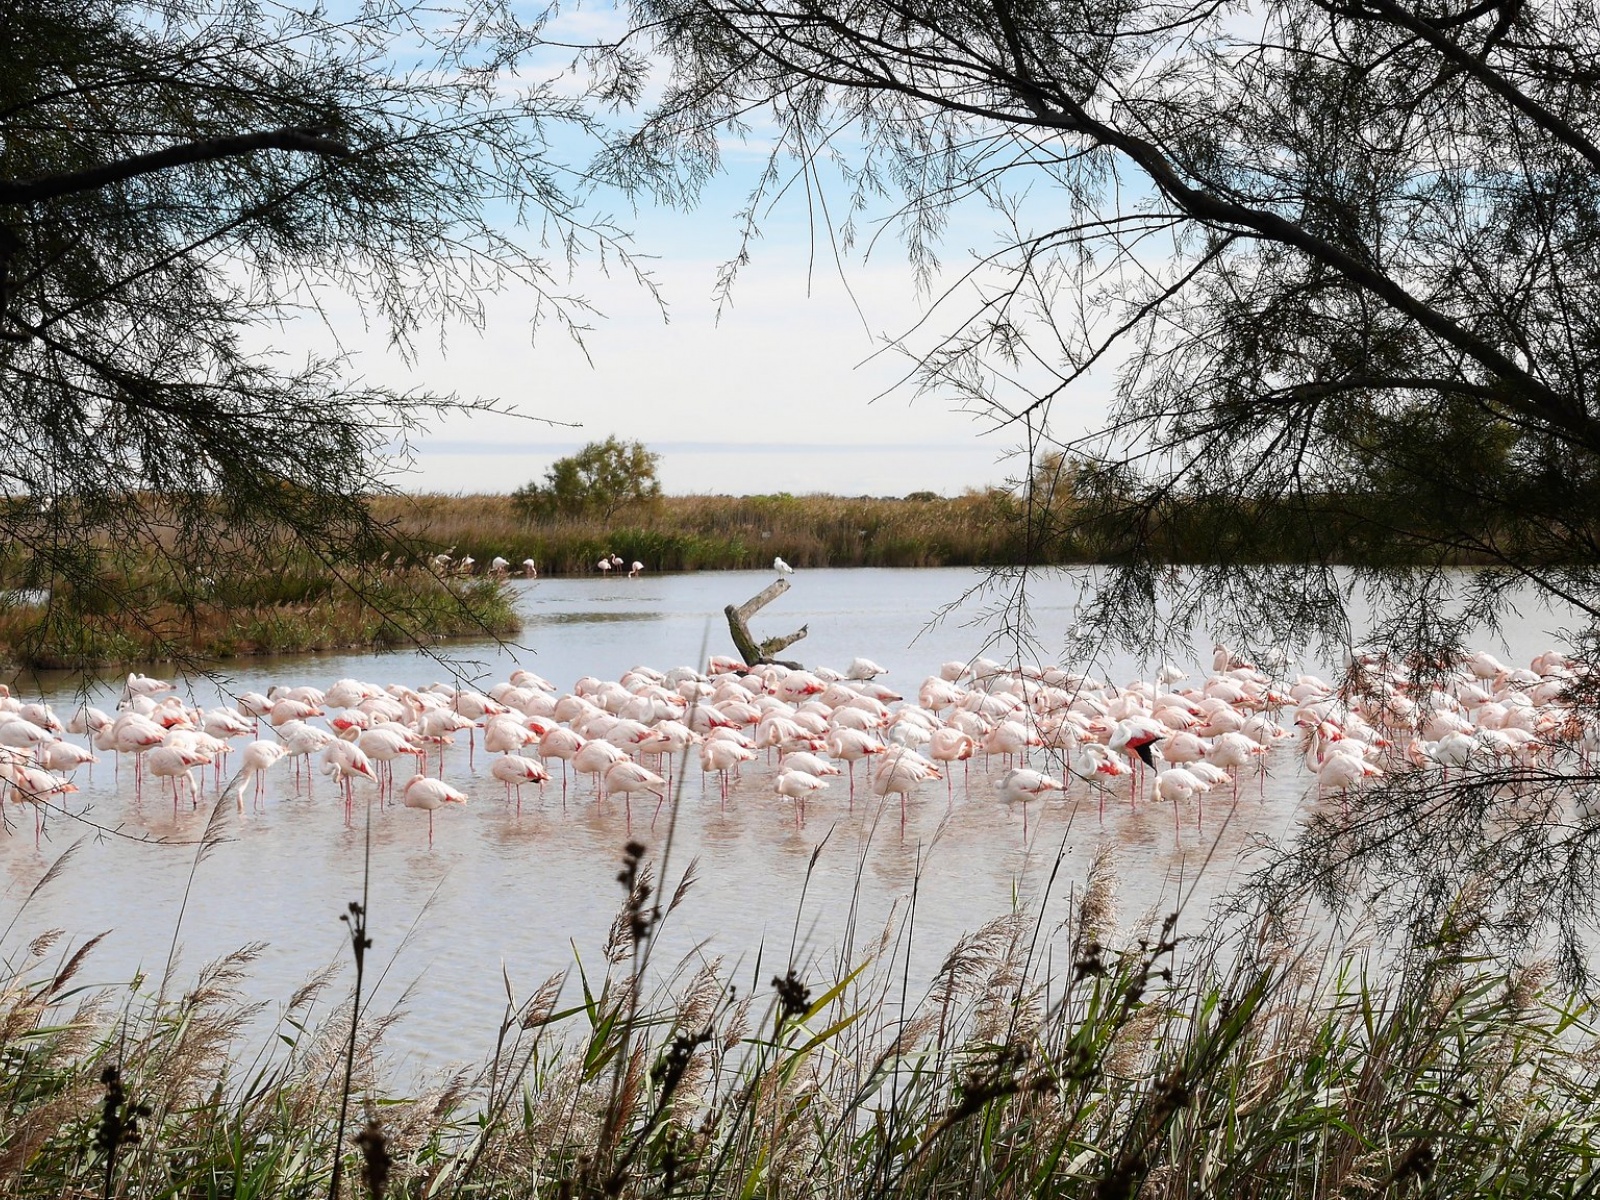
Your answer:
(0, 127), (351, 205)
(1340, 0), (1600, 175)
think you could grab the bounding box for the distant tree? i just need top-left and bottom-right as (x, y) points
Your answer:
(0, 0), (637, 653)
(515, 437), (662, 520)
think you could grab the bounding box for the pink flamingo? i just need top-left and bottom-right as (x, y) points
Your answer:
(402, 774), (467, 846)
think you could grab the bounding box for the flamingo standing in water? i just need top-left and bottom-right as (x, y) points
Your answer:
(701, 737), (756, 807)
(402, 774), (467, 846)
(1068, 742), (1131, 819)
(1, 762), (78, 846)
(147, 745), (207, 813)
(824, 727), (887, 806)
(603, 759), (667, 827)
(997, 767), (1064, 833)
(490, 754), (549, 814)
(320, 739), (377, 818)
(573, 739), (629, 799)
(110, 713), (167, 799)
(39, 741), (95, 776)
(235, 740), (287, 810)
(774, 768), (829, 824)
(538, 726), (586, 806)
(927, 727), (976, 800)
(872, 747), (941, 833)
(356, 727), (424, 802)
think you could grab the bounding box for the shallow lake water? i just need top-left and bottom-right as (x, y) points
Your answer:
(0, 567), (1579, 1075)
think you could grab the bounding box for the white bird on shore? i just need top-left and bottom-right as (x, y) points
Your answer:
(774, 556), (794, 575)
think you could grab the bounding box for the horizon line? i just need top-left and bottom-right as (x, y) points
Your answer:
(410, 439), (1003, 456)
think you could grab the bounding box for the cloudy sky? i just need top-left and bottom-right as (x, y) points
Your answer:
(318, 9), (1118, 499)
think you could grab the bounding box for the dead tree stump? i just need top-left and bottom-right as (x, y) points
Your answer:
(725, 578), (807, 669)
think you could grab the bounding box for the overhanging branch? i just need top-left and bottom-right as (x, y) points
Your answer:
(0, 127), (352, 205)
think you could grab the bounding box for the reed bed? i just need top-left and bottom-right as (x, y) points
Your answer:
(372, 492), (1030, 573)
(0, 828), (1593, 1200)
(369, 488), (1515, 575)
(0, 551), (517, 669)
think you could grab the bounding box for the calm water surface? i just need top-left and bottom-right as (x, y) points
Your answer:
(0, 568), (1577, 1074)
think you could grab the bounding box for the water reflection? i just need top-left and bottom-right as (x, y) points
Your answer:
(523, 610), (668, 627)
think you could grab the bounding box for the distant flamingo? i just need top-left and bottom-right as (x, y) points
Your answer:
(356, 727), (424, 800)
(573, 739), (628, 798)
(538, 726), (586, 805)
(320, 740), (377, 817)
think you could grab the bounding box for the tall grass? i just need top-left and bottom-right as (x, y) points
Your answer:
(372, 492), (1029, 572)
(0, 569), (517, 669)
(370, 486), (1516, 575)
(0, 833), (1594, 1199)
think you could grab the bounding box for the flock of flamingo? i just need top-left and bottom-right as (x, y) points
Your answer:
(0, 642), (1588, 847)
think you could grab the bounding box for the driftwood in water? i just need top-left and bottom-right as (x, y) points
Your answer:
(725, 577), (808, 669)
